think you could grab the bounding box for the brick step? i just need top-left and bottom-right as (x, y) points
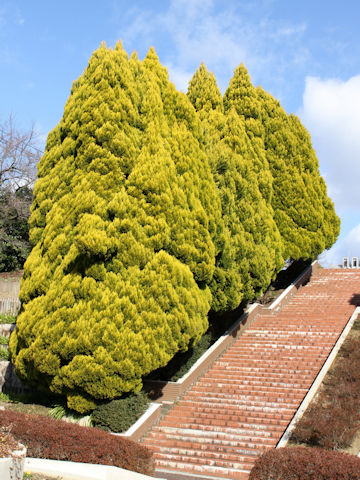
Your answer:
(214, 355), (324, 365)
(153, 450), (254, 472)
(196, 379), (313, 390)
(222, 345), (329, 353)
(219, 353), (327, 363)
(200, 360), (319, 370)
(171, 405), (294, 421)
(188, 384), (308, 396)
(212, 351), (322, 362)
(184, 391), (305, 404)
(248, 324), (346, 331)
(159, 414), (290, 429)
(173, 400), (299, 415)
(211, 361), (322, 371)
(193, 382), (309, 396)
(155, 455), (255, 476)
(147, 440), (268, 462)
(153, 423), (285, 439)
(195, 378), (311, 390)
(147, 425), (280, 443)
(242, 332), (338, 339)
(155, 459), (252, 480)
(269, 312), (352, 318)
(201, 372), (315, 383)
(211, 364), (315, 374)
(254, 312), (351, 318)
(242, 329), (339, 336)
(227, 343), (334, 350)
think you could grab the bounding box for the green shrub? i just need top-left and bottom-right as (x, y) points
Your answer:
(0, 336), (9, 345)
(0, 314), (16, 324)
(91, 393), (149, 433)
(0, 348), (10, 360)
(48, 404), (67, 420)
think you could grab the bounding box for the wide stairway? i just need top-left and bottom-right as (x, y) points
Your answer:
(141, 269), (360, 479)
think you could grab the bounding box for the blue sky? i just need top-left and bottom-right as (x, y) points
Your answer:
(1, 0), (360, 266)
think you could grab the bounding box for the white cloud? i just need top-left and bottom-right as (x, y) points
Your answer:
(118, 0), (309, 93)
(275, 23), (307, 37)
(300, 75), (360, 211)
(165, 62), (194, 93)
(320, 223), (360, 267)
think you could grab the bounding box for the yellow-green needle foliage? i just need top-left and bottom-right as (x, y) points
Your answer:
(10, 43), (213, 413)
(188, 64), (283, 309)
(257, 87), (340, 260)
(224, 64), (274, 204)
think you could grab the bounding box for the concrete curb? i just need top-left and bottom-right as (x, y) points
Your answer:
(24, 458), (165, 480)
(276, 306), (360, 448)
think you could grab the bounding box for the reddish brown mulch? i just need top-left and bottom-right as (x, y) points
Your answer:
(0, 270), (23, 281)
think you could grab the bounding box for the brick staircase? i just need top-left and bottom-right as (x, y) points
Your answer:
(141, 269), (360, 479)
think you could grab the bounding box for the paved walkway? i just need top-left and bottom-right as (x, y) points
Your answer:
(141, 269), (360, 479)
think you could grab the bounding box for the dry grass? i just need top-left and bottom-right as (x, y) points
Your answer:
(24, 474), (62, 480)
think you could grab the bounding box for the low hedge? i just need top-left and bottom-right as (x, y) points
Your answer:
(91, 393), (149, 433)
(0, 409), (153, 476)
(249, 446), (360, 480)
(291, 316), (360, 449)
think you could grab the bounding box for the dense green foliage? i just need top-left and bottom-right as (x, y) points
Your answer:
(10, 44), (339, 413)
(257, 86), (340, 259)
(10, 43), (215, 413)
(223, 64), (339, 260)
(0, 313), (16, 324)
(188, 64), (283, 308)
(91, 392), (149, 432)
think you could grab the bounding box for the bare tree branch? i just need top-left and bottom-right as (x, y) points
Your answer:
(0, 116), (41, 191)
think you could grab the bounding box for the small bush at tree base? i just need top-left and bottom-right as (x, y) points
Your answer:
(91, 392), (149, 433)
(0, 314), (16, 324)
(249, 446), (360, 480)
(0, 409), (153, 476)
(0, 348), (10, 360)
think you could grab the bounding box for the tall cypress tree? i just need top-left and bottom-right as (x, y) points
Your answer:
(257, 86), (340, 259)
(10, 44), (213, 413)
(223, 64), (273, 204)
(188, 64), (283, 308)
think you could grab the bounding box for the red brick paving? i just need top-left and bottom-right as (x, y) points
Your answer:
(142, 269), (360, 480)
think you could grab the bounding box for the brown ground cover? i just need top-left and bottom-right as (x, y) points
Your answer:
(290, 314), (360, 451)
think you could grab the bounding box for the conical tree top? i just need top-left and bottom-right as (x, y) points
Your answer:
(256, 83), (340, 260)
(142, 47), (169, 90)
(224, 64), (262, 122)
(188, 63), (224, 114)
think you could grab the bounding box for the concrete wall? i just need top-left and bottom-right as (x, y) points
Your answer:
(0, 274), (21, 298)
(0, 361), (30, 394)
(0, 272), (22, 315)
